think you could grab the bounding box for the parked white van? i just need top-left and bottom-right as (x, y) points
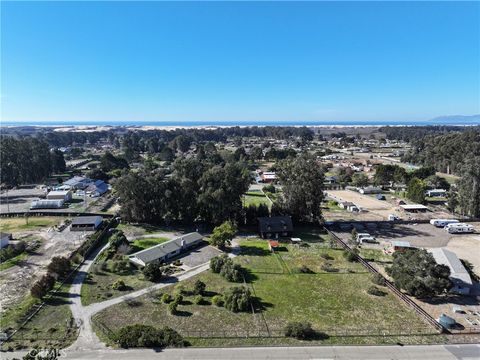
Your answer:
(356, 233), (376, 244)
(430, 219), (459, 228)
(444, 223), (474, 234)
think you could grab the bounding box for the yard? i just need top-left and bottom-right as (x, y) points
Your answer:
(92, 234), (438, 347)
(243, 191), (271, 208)
(0, 282), (78, 351)
(0, 217), (65, 233)
(130, 236), (169, 252)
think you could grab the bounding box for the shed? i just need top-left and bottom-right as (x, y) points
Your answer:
(63, 176), (92, 190)
(426, 189), (447, 197)
(85, 180), (109, 197)
(0, 232), (12, 249)
(428, 248), (472, 295)
(71, 216), (103, 231)
(47, 190), (72, 202)
(391, 241), (413, 252)
(30, 199), (65, 209)
(128, 232), (203, 267)
(268, 240), (280, 251)
(258, 216), (293, 239)
(399, 204), (429, 213)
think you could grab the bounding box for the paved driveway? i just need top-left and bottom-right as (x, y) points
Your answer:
(179, 244), (222, 269)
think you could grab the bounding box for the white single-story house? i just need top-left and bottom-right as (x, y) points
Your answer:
(128, 232), (203, 267)
(70, 216), (103, 231)
(47, 190), (72, 202)
(30, 199), (65, 209)
(428, 248), (473, 295)
(0, 232), (12, 249)
(261, 172), (276, 183)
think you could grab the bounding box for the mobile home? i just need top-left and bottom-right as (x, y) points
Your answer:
(445, 223), (474, 234)
(430, 219), (459, 228)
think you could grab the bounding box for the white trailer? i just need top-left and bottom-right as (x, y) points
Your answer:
(430, 219), (459, 228)
(445, 223), (475, 234)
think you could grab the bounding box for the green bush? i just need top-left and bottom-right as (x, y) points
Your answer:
(284, 322), (315, 340)
(142, 262), (163, 282)
(173, 294), (183, 304)
(210, 254), (229, 273)
(343, 249), (358, 262)
(167, 301), (178, 315)
(111, 279), (127, 291)
(371, 273), (385, 286)
(223, 286), (252, 312)
(110, 259), (131, 275)
(298, 265), (314, 274)
(193, 295), (204, 305)
(212, 295), (223, 307)
(193, 280), (206, 295)
(114, 324), (185, 348)
(161, 293), (173, 304)
(220, 261), (244, 282)
(173, 284), (186, 297)
(367, 286), (387, 297)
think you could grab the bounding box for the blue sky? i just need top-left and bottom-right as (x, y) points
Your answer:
(1, 1), (479, 124)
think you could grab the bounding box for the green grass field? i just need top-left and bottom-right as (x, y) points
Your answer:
(0, 217), (64, 233)
(0, 283), (77, 351)
(92, 235), (434, 347)
(130, 237), (169, 252)
(243, 191), (271, 207)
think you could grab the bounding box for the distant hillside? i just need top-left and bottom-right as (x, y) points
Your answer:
(428, 114), (480, 124)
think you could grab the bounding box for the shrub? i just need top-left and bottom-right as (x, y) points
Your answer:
(173, 294), (183, 304)
(262, 184), (276, 193)
(367, 286), (386, 296)
(210, 254), (229, 273)
(223, 286), (252, 312)
(168, 301), (178, 315)
(193, 280), (206, 295)
(321, 264), (339, 273)
(212, 295), (223, 307)
(284, 322), (315, 340)
(173, 260), (182, 266)
(114, 324), (185, 348)
(220, 261), (244, 282)
(142, 262), (162, 282)
(47, 256), (71, 278)
(193, 295), (204, 305)
(371, 273), (385, 286)
(110, 259), (131, 274)
(298, 265), (315, 274)
(161, 293), (173, 304)
(30, 281), (48, 299)
(343, 249), (358, 262)
(173, 284), (186, 297)
(111, 279), (127, 291)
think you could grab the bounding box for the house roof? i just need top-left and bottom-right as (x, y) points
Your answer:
(392, 241), (411, 248)
(400, 204), (429, 210)
(71, 216), (103, 226)
(64, 176), (90, 186)
(258, 216), (293, 233)
(428, 248), (472, 287)
(129, 232), (203, 265)
(48, 190), (70, 196)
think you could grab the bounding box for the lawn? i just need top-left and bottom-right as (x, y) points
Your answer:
(93, 237), (435, 347)
(243, 191), (271, 207)
(0, 252), (29, 271)
(80, 260), (154, 306)
(0, 217), (65, 233)
(0, 283), (77, 351)
(117, 223), (183, 237)
(130, 237), (169, 252)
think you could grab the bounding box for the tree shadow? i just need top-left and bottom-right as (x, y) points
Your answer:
(174, 310), (192, 317)
(252, 297), (273, 313)
(243, 269), (258, 283)
(239, 245), (270, 257)
(203, 290), (219, 298)
(125, 299), (143, 307)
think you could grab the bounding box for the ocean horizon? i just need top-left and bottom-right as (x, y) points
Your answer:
(2, 119), (480, 127)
